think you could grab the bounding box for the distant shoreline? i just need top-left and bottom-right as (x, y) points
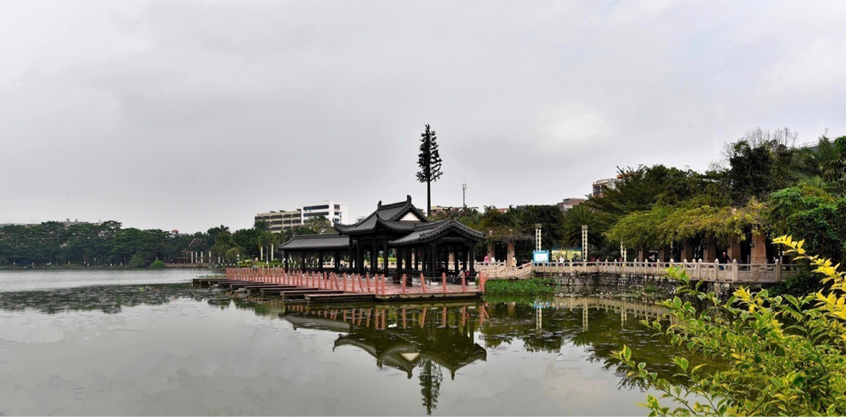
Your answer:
(0, 265), (219, 271)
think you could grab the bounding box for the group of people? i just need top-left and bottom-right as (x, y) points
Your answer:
(483, 254), (519, 267)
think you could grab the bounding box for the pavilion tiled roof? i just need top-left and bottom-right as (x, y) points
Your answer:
(334, 195), (429, 235)
(388, 218), (485, 246)
(279, 234), (350, 250)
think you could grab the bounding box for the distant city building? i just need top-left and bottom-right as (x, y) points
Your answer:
(301, 200), (349, 224)
(255, 200), (349, 233)
(592, 177), (620, 197)
(557, 198), (586, 211)
(255, 209), (304, 233)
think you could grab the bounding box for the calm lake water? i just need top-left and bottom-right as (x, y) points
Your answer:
(0, 270), (686, 415)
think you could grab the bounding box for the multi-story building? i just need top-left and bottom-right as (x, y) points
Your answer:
(557, 198), (586, 211)
(254, 209), (304, 233)
(592, 177), (619, 197)
(255, 200), (350, 233)
(301, 200), (349, 224)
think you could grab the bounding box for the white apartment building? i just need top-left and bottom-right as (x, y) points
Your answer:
(301, 200), (349, 224)
(255, 200), (349, 233)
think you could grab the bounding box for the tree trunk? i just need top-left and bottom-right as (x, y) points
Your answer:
(427, 178), (431, 216)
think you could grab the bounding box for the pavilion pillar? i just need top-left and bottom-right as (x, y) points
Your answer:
(348, 243), (354, 271)
(429, 243), (437, 280)
(703, 237), (717, 262)
(383, 238), (390, 276)
(507, 242), (515, 265)
(683, 240), (694, 261)
(335, 250), (341, 272)
(658, 246), (670, 262)
(751, 232), (767, 264)
(469, 244), (475, 277)
(487, 242), (494, 260)
(637, 249), (644, 262)
(318, 251), (324, 271)
(453, 247), (459, 274)
(727, 234), (742, 262)
(461, 247), (467, 272)
(285, 252), (290, 271)
(370, 243), (376, 273)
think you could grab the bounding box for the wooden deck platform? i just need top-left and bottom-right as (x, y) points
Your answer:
(193, 269), (485, 304)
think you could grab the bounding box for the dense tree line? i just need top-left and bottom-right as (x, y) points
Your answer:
(0, 212), (346, 268)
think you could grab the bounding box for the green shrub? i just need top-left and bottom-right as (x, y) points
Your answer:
(150, 260), (165, 269)
(616, 236), (846, 416)
(484, 278), (556, 296)
(128, 254), (149, 268)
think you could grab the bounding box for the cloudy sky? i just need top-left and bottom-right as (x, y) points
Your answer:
(1, 1), (844, 232)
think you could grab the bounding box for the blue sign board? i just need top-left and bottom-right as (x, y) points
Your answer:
(532, 250), (550, 263)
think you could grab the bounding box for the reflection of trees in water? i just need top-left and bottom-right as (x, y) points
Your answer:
(0, 283), (247, 314)
(480, 298), (712, 388)
(419, 358), (442, 416)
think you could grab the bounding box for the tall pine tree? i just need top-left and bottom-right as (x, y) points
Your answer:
(416, 124), (443, 216)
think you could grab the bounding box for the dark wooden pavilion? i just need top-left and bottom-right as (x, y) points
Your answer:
(280, 196), (485, 280)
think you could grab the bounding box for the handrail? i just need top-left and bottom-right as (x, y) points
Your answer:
(529, 259), (798, 283)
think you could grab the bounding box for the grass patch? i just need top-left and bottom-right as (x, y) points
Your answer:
(484, 278), (557, 296)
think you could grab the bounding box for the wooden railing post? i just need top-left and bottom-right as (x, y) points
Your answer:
(401, 274), (407, 295)
(381, 274), (386, 295)
(442, 273), (447, 294)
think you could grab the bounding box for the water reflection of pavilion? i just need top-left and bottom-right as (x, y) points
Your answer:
(282, 303), (487, 379)
(282, 302), (487, 415)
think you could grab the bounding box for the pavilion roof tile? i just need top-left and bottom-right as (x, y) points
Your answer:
(333, 195), (428, 234)
(388, 218), (485, 245)
(279, 234), (350, 250)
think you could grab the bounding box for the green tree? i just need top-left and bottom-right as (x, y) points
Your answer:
(232, 228), (262, 259)
(793, 134), (846, 194)
(518, 205), (566, 249)
(416, 124), (443, 216)
(562, 204), (605, 248)
(295, 216), (336, 235)
(254, 220), (270, 232)
(225, 247), (240, 264)
(723, 128), (797, 205)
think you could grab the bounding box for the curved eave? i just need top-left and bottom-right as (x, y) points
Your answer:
(389, 220), (485, 246)
(279, 234), (350, 251)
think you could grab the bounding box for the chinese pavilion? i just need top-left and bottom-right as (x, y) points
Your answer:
(280, 196), (485, 279)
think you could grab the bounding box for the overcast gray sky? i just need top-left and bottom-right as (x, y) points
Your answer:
(2, 1), (845, 232)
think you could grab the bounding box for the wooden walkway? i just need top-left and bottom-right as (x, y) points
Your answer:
(193, 268), (484, 304)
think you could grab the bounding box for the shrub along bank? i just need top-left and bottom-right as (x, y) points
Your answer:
(483, 278), (557, 296)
